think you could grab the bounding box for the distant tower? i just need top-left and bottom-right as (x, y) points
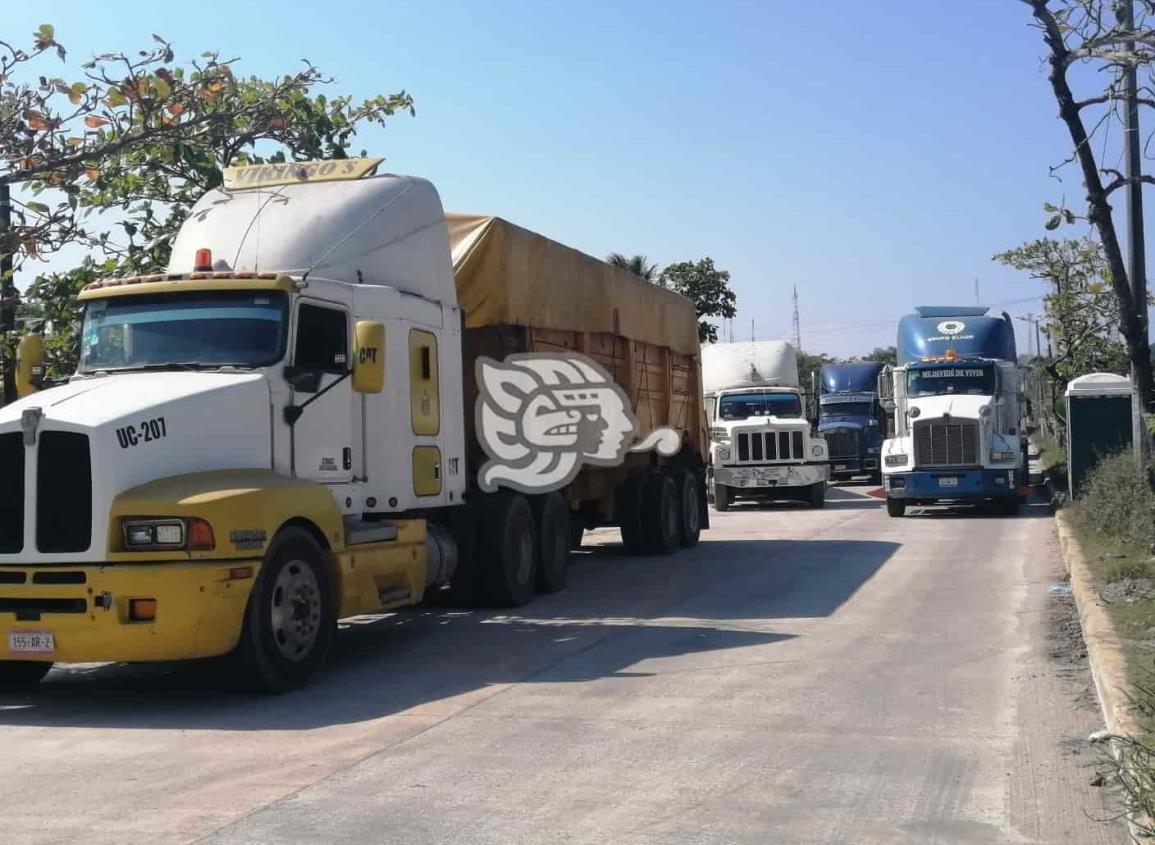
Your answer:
(792, 285), (802, 350)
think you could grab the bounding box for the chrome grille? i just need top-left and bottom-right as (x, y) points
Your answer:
(824, 428), (859, 459)
(913, 419), (978, 467)
(734, 429), (806, 463)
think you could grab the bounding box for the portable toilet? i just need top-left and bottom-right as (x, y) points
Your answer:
(1065, 372), (1139, 497)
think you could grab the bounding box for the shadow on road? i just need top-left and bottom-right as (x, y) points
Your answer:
(0, 536), (898, 731)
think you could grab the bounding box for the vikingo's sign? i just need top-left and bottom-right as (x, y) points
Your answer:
(474, 353), (682, 494)
(223, 157), (385, 190)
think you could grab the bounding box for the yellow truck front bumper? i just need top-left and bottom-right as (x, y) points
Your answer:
(1, 561), (261, 663)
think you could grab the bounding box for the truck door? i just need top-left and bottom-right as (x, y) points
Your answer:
(289, 300), (355, 484)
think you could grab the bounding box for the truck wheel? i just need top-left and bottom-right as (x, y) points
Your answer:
(886, 497), (906, 518)
(480, 492), (537, 607)
(532, 491), (569, 594)
(642, 473), (681, 555)
(446, 502), (485, 605)
(0, 661), (52, 689)
(676, 470), (702, 549)
(616, 473), (647, 555)
(236, 527), (336, 693)
(997, 497), (1021, 517)
(713, 482), (732, 512)
(807, 482), (826, 509)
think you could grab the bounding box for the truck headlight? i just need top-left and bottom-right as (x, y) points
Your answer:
(990, 450), (1015, 463)
(908, 407), (921, 419)
(811, 444), (824, 457)
(709, 427), (730, 443)
(884, 453), (908, 467)
(122, 517), (215, 551)
(717, 448), (731, 462)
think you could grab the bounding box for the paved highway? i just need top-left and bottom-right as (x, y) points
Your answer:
(0, 483), (1123, 844)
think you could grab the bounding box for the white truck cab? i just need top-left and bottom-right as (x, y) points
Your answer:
(703, 341), (829, 510)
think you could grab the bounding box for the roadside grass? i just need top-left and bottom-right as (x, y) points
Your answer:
(1066, 452), (1155, 668)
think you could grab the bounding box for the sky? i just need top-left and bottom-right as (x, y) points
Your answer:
(3, 0), (1138, 357)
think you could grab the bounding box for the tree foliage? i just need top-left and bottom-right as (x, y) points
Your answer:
(994, 238), (1129, 386)
(860, 346), (897, 366)
(0, 25), (412, 398)
(1022, 0), (1155, 405)
(607, 253), (658, 283)
(660, 258), (737, 343)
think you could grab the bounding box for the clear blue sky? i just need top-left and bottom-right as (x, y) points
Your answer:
(7, 0), (1126, 357)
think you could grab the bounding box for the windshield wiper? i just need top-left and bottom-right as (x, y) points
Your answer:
(84, 362), (218, 374)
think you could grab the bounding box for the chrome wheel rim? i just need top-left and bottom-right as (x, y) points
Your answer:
(269, 559), (322, 662)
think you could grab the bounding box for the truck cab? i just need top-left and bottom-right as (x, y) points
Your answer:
(880, 307), (1027, 517)
(703, 341), (829, 510)
(817, 361), (888, 483)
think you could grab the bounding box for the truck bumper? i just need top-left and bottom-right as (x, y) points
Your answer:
(713, 463), (828, 493)
(829, 456), (880, 479)
(883, 468), (1017, 503)
(1, 561), (261, 663)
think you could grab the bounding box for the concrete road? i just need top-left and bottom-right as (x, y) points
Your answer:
(0, 484), (1124, 844)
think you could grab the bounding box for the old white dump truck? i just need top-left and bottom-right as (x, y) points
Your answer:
(0, 159), (708, 691)
(702, 340), (829, 510)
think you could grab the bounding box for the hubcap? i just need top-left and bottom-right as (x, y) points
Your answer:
(269, 560), (322, 662)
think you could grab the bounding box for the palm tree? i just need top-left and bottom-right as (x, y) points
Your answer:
(607, 253), (659, 284)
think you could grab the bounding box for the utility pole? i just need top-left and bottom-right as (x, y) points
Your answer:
(792, 285), (802, 351)
(0, 182), (14, 405)
(1123, 0), (1150, 395)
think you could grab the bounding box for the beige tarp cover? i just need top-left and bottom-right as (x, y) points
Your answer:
(447, 214), (700, 356)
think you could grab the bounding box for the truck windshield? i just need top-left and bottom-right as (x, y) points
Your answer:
(719, 393), (802, 420)
(906, 364), (995, 397)
(821, 401), (871, 417)
(80, 290), (288, 372)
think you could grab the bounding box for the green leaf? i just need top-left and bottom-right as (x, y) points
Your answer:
(37, 24), (55, 40)
(1045, 215), (1062, 230)
(1063, 209), (1076, 224)
(25, 201), (50, 214)
(1044, 202), (1058, 213)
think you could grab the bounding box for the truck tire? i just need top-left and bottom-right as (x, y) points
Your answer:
(479, 492), (537, 607)
(235, 527), (336, 693)
(616, 473), (648, 555)
(807, 481), (826, 509)
(713, 482), (732, 512)
(532, 491), (569, 594)
(676, 470), (702, 549)
(446, 502), (485, 605)
(886, 497), (906, 518)
(997, 497), (1021, 517)
(642, 472), (681, 556)
(0, 661), (52, 689)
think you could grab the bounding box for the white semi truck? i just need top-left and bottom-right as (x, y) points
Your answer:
(880, 306), (1028, 517)
(0, 159), (709, 691)
(703, 340), (829, 510)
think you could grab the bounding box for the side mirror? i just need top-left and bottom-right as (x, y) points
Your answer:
(352, 320), (385, 394)
(283, 366), (323, 394)
(16, 335), (45, 398)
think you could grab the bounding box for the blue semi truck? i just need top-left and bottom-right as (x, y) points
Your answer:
(879, 306), (1028, 517)
(818, 361), (888, 483)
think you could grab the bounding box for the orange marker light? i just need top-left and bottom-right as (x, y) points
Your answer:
(129, 598), (157, 622)
(945, 349), (958, 361)
(194, 248), (213, 272)
(186, 518), (215, 551)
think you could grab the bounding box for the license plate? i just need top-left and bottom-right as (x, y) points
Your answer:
(8, 631), (54, 655)
(834, 464), (848, 471)
(938, 477), (959, 488)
